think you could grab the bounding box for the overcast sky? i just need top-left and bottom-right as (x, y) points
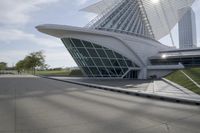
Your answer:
(0, 0), (199, 68)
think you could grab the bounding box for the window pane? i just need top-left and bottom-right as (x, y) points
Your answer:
(98, 67), (109, 76)
(82, 41), (94, 48)
(125, 60), (133, 67)
(111, 59), (120, 67)
(90, 67), (100, 75)
(64, 39), (74, 48)
(85, 58), (95, 66)
(93, 58), (104, 66)
(77, 48), (89, 57)
(118, 60), (127, 67)
(122, 68), (128, 73)
(115, 68), (123, 75)
(71, 39), (84, 47)
(107, 68), (117, 76)
(87, 49), (99, 57)
(102, 59), (112, 66)
(96, 49), (107, 58)
(105, 50), (115, 58)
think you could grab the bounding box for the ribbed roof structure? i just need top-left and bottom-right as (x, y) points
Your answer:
(81, 0), (195, 40)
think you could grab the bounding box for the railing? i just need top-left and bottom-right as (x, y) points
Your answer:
(85, 0), (124, 28)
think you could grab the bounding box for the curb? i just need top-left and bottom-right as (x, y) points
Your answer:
(41, 76), (200, 106)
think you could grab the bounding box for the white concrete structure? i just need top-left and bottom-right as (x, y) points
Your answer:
(178, 7), (197, 49)
(36, 0), (198, 79)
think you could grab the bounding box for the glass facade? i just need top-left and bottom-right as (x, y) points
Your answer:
(62, 38), (138, 78)
(150, 57), (200, 67)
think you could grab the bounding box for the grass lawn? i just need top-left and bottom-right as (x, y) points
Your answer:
(183, 68), (200, 85)
(36, 70), (70, 76)
(166, 68), (200, 95)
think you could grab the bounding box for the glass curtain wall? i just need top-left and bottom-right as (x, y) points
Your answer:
(62, 38), (139, 78)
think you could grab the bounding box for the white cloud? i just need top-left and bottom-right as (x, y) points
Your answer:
(0, 28), (62, 48)
(76, 0), (90, 5)
(0, 0), (60, 25)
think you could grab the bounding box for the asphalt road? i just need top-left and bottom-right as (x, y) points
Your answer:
(0, 76), (200, 133)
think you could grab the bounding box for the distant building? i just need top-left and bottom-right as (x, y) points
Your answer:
(178, 7), (197, 49)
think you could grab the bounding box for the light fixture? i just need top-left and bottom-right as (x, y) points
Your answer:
(161, 54), (167, 59)
(151, 0), (159, 4)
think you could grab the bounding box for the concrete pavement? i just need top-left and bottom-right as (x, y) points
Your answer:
(0, 76), (200, 133)
(48, 77), (200, 103)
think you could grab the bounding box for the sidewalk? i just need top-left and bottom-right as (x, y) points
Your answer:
(44, 77), (200, 105)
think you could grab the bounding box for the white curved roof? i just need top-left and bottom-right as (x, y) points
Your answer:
(81, 0), (195, 40)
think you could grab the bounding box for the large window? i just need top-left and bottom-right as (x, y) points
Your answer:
(62, 38), (138, 78)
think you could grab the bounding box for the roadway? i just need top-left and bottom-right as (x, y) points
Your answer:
(0, 76), (200, 133)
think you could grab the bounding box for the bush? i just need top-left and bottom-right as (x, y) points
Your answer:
(68, 69), (83, 77)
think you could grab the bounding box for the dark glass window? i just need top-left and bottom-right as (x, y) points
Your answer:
(93, 58), (104, 66)
(126, 60), (133, 67)
(77, 48), (89, 57)
(96, 49), (107, 58)
(87, 49), (99, 57)
(85, 58), (95, 66)
(122, 68), (128, 73)
(82, 41), (94, 48)
(82, 67), (92, 76)
(118, 60), (127, 67)
(115, 68), (123, 75)
(107, 68), (117, 76)
(63, 39), (75, 48)
(111, 59), (120, 67)
(102, 59), (112, 66)
(71, 39), (84, 47)
(105, 50), (115, 58)
(98, 67), (109, 76)
(62, 38), (138, 78)
(90, 67), (100, 75)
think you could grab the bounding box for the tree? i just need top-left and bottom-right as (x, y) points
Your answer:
(16, 60), (25, 73)
(24, 51), (45, 74)
(0, 62), (7, 71)
(15, 51), (46, 75)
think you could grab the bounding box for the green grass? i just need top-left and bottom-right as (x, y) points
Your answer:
(183, 68), (200, 85)
(166, 68), (200, 95)
(36, 70), (70, 76)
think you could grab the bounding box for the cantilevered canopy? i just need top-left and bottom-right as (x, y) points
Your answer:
(81, 0), (195, 40)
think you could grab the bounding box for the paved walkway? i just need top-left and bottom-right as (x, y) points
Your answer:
(50, 77), (200, 101)
(147, 80), (200, 100)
